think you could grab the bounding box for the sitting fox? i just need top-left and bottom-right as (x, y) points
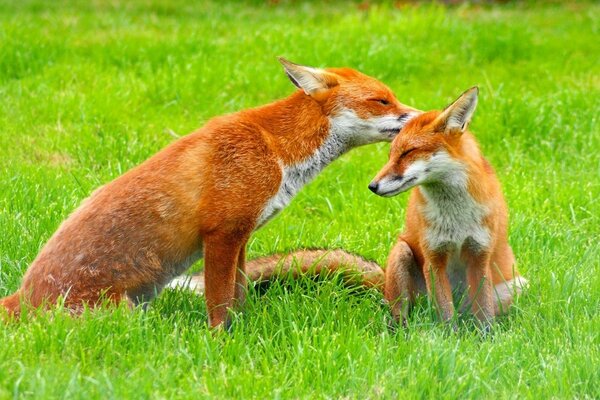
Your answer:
(172, 88), (526, 328)
(369, 87), (527, 327)
(0, 58), (417, 328)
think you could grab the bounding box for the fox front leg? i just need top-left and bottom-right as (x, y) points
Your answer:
(465, 251), (495, 328)
(424, 253), (456, 325)
(203, 234), (246, 330)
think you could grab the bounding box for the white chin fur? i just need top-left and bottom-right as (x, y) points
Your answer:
(373, 112), (420, 142)
(376, 178), (413, 197)
(330, 109), (418, 145)
(376, 159), (428, 196)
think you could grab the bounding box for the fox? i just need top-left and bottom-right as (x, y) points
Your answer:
(369, 87), (527, 327)
(0, 58), (418, 328)
(171, 88), (527, 329)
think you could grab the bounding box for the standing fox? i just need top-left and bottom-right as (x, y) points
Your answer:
(370, 87), (527, 327)
(0, 58), (417, 328)
(172, 88), (526, 328)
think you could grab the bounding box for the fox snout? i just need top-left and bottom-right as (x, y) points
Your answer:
(368, 175), (401, 197)
(369, 174), (416, 197)
(367, 177), (402, 194)
(367, 181), (380, 193)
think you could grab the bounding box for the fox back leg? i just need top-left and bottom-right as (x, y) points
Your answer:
(384, 240), (424, 326)
(0, 291), (22, 319)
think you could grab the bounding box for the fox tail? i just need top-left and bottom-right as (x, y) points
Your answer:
(167, 249), (384, 295)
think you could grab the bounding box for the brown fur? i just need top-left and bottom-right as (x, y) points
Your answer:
(246, 249), (384, 287)
(372, 88), (526, 327)
(167, 249), (384, 295)
(1, 59), (415, 327)
(171, 89), (526, 329)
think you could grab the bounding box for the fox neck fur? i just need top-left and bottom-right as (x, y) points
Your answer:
(256, 93), (363, 226)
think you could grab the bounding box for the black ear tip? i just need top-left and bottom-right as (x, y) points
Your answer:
(278, 57), (301, 68)
(278, 57), (293, 68)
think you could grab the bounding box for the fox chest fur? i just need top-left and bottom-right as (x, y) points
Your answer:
(419, 179), (491, 254)
(416, 178), (491, 290)
(256, 112), (361, 227)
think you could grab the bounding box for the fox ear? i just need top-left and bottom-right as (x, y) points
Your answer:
(278, 57), (338, 96)
(434, 87), (479, 134)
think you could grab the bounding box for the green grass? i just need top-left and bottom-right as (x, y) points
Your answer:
(1, 0), (599, 398)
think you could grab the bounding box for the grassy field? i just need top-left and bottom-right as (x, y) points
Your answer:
(1, 0), (599, 398)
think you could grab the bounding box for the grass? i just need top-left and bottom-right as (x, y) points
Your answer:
(0, 0), (599, 398)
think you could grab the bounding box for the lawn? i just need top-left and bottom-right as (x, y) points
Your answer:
(0, 0), (599, 398)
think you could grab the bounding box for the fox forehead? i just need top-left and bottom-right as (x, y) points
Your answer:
(391, 111), (443, 151)
(323, 75), (400, 120)
(402, 110), (440, 133)
(325, 67), (363, 79)
(327, 68), (394, 94)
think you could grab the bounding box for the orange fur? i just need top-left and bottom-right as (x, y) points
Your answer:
(167, 89), (527, 330)
(371, 87), (527, 327)
(1, 58), (416, 328)
(168, 250), (384, 295)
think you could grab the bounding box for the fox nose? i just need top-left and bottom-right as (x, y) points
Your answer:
(368, 181), (379, 193)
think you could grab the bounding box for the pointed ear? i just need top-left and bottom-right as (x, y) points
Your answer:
(434, 87), (479, 134)
(278, 57), (338, 96)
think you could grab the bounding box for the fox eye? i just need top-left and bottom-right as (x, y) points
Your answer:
(370, 98), (390, 105)
(401, 148), (416, 158)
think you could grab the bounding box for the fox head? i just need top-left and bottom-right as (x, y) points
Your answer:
(279, 57), (419, 145)
(368, 87), (479, 197)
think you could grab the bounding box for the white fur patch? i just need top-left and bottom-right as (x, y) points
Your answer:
(256, 128), (347, 227)
(336, 110), (417, 145)
(419, 151), (491, 251)
(494, 276), (528, 314)
(494, 276), (528, 302)
(257, 108), (414, 227)
(166, 274), (205, 294)
(376, 159), (429, 196)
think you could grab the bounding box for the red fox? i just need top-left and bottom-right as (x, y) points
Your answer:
(0, 58), (417, 328)
(171, 88), (526, 329)
(369, 87), (527, 327)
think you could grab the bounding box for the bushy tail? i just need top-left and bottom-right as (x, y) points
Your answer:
(493, 276), (528, 315)
(167, 249), (384, 295)
(0, 291), (21, 318)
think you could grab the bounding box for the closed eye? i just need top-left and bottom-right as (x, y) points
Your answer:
(370, 98), (390, 105)
(401, 148), (416, 157)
